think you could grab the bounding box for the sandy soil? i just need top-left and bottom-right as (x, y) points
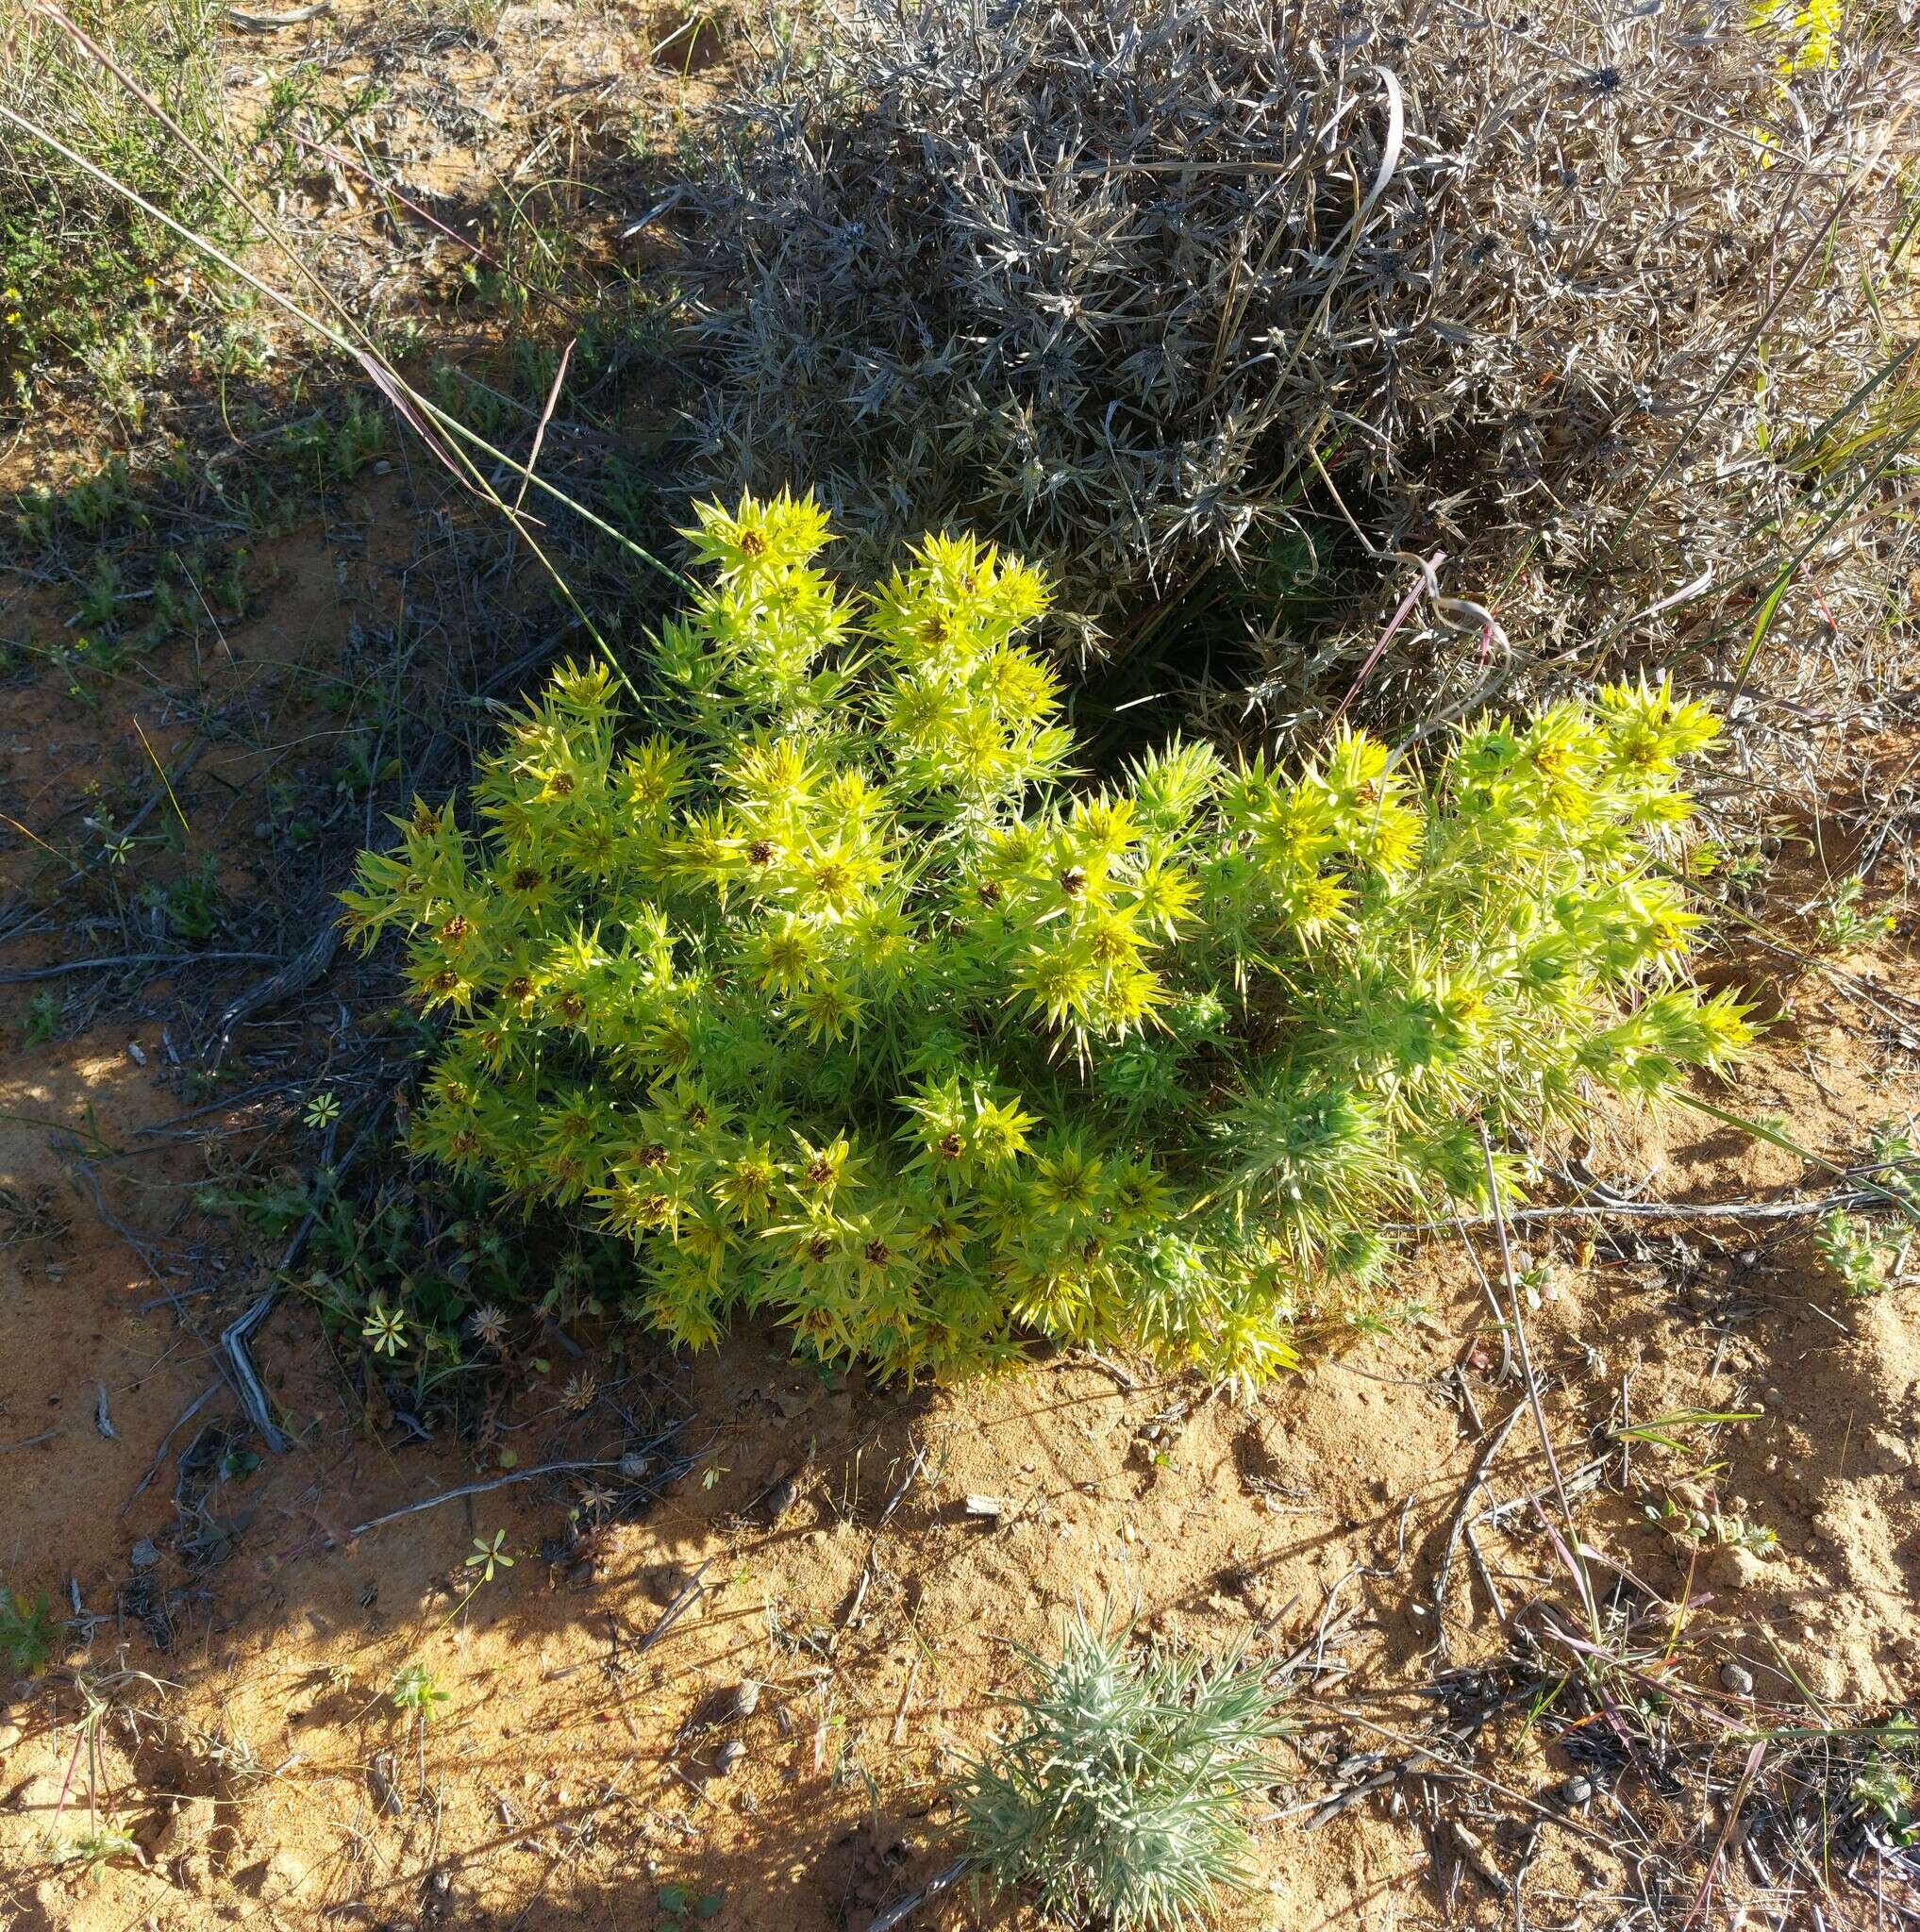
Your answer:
(2, 818), (1917, 1931)
(3, 5), (1918, 1930)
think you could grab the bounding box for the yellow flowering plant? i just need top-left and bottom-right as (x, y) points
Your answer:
(343, 492), (1752, 1383)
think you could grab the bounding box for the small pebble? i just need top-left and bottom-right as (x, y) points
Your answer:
(715, 1740), (746, 1774)
(1558, 1774), (1593, 1806)
(130, 1540), (160, 1570)
(1720, 1660), (1755, 1696)
(730, 1679), (761, 1719)
(964, 1493), (1006, 1520)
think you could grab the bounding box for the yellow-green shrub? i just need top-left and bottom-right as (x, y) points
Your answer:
(343, 493), (1751, 1383)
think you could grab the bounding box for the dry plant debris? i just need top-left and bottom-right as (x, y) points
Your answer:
(690, 0), (1917, 788)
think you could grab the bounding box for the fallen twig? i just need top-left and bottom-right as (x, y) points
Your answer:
(1477, 1455), (1610, 1527)
(633, 1560), (710, 1656)
(0, 948), (278, 985)
(349, 1459), (632, 1541)
(866, 1857), (975, 1932)
(223, 1), (331, 26)
(1479, 1126), (1603, 1646)
(838, 1440), (928, 1646)
(889, 1656), (920, 1746)
(1428, 1403), (1524, 1658)
(221, 1284), (292, 1453)
(1304, 1766), (1402, 1829)
(1066, 1348), (1141, 1391)
(1389, 1184), (1895, 1233)
(1319, 1706), (1619, 1851)
(207, 924), (341, 1067)
(877, 1440), (928, 1529)
(122, 1382), (219, 1516)
(1461, 1524), (1505, 1624)
(1452, 1818), (1506, 1895)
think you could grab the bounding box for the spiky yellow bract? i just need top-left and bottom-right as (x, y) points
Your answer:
(342, 495), (1753, 1386)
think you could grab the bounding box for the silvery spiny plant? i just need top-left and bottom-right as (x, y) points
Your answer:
(955, 1614), (1288, 1930)
(686, 0), (1912, 733)
(342, 491), (1751, 1385)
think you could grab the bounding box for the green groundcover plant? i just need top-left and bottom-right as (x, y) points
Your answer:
(1, 0), (235, 379)
(343, 492), (1751, 1383)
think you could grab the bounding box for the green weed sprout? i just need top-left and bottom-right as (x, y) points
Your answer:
(1849, 1724), (1919, 1845)
(53, 1828), (139, 1881)
(0, 1588), (60, 1676)
(343, 492), (1752, 1383)
(956, 1615), (1287, 1930)
(1816, 1208), (1886, 1298)
(1867, 1120), (1920, 1215)
(1814, 875), (1894, 952)
(1812, 1121), (1919, 1297)
(388, 1664), (448, 1718)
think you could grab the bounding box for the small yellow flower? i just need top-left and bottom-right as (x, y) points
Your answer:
(362, 1302), (408, 1356)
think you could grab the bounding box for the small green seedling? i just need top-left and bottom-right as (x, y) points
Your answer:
(1817, 1209), (1886, 1298)
(958, 1612), (1288, 1931)
(431, 1532), (517, 1631)
(658, 1885), (726, 1922)
(1611, 1408), (1762, 1454)
(389, 1664), (448, 1718)
(54, 1828), (139, 1880)
(1867, 1122), (1920, 1212)
(1850, 1728), (1918, 1845)
(1644, 1495), (1778, 1557)
(0, 1589), (60, 1675)
(1815, 875), (1894, 951)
